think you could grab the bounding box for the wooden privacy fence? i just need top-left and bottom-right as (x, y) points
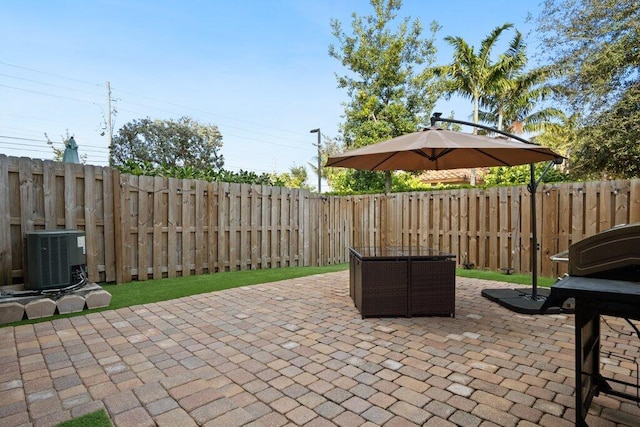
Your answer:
(1, 154), (639, 285)
(0, 156), (116, 286)
(334, 180), (640, 278)
(0, 155), (321, 285)
(112, 173), (317, 283)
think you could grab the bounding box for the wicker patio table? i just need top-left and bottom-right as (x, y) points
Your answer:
(349, 247), (456, 318)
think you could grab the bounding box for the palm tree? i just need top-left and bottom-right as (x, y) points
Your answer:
(435, 23), (525, 128)
(479, 66), (564, 134)
(434, 23), (525, 184)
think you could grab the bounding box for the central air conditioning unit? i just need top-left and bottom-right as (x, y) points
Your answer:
(25, 230), (87, 291)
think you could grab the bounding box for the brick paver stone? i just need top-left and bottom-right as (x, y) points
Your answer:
(155, 408), (198, 427)
(1, 272), (640, 427)
(113, 407), (155, 427)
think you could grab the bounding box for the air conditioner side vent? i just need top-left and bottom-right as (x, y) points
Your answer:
(25, 230), (86, 291)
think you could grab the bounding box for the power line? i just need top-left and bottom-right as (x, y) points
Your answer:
(2, 63), (314, 144)
(0, 61), (102, 87)
(0, 133), (109, 150)
(1, 62), (317, 145)
(2, 62), (322, 170)
(0, 125), (45, 136)
(0, 72), (103, 97)
(0, 139), (108, 155)
(0, 84), (97, 105)
(0, 112), (82, 125)
(113, 106), (310, 150)
(113, 85), (311, 138)
(0, 135), (51, 143)
(221, 131), (307, 151)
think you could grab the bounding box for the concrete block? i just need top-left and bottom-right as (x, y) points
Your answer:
(56, 294), (86, 314)
(24, 298), (57, 319)
(85, 290), (112, 309)
(0, 302), (25, 324)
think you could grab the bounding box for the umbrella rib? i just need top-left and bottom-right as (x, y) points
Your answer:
(411, 148), (450, 161)
(474, 149), (511, 166)
(371, 153), (399, 170)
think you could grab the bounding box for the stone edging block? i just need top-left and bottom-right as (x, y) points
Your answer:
(25, 298), (57, 319)
(0, 302), (25, 324)
(85, 290), (112, 309)
(56, 294), (86, 314)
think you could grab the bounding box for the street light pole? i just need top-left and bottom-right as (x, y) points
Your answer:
(310, 128), (321, 193)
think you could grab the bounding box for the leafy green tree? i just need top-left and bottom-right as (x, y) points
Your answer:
(533, 112), (580, 173)
(328, 0), (440, 193)
(320, 135), (351, 192)
(535, 0), (640, 179)
(572, 82), (640, 179)
(328, 170), (434, 195)
(536, 0), (640, 115)
(329, 170), (387, 194)
(110, 117), (224, 170)
(272, 165), (312, 190)
(114, 160), (286, 186)
(483, 163), (569, 186)
(46, 133), (64, 160)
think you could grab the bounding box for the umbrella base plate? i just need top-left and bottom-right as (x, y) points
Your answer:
(481, 288), (574, 315)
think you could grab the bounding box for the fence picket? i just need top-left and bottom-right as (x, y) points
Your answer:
(102, 167), (116, 282)
(585, 181), (599, 236)
(541, 184), (559, 278)
(240, 183), (250, 270)
(557, 184), (570, 276)
(84, 165), (99, 281)
(136, 175), (151, 280)
(167, 178), (179, 278)
(207, 181), (218, 272)
(631, 180), (640, 224)
(181, 178), (192, 276)
(0, 156), (11, 285)
(228, 182), (238, 271)
(193, 180), (205, 275)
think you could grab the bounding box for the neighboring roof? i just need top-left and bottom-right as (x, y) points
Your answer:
(420, 167), (490, 185)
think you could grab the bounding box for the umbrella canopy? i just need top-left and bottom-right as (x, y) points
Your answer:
(326, 126), (562, 171)
(326, 123), (564, 313)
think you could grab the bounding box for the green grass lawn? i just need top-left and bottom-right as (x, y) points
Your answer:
(54, 409), (112, 427)
(456, 268), (556, 287)
(3, 264), (555, 328)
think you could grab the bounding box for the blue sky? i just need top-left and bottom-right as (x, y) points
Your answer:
(1, 0), (542, 182)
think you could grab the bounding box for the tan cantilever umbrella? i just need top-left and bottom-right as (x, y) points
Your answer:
(325, 126), (560, 171)
(326, 123), (564, 314)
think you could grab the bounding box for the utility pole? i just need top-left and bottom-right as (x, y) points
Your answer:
(106, 81), (113, 157)
(310, 128), (321, 193)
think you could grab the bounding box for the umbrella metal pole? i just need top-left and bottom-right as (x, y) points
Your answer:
(430, 113), (541, 146)
(431, 113), (563, 300)
(530, 164), (538, 299)
(529, 160), (561, 299)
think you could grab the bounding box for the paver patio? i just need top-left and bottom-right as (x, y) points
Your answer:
(1, 271), (639, 426)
